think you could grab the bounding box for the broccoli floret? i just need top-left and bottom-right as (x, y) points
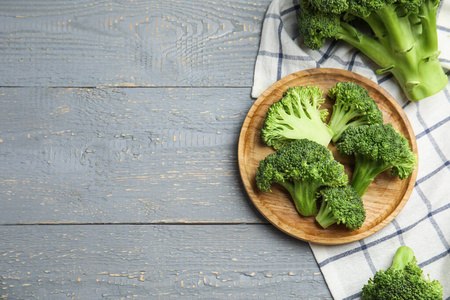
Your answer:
(315, 185), (366, 230)
(362, 246), (443, 299)
(256, 139), (348, 216)
(337, 123), (417, 196)
(261, 86), (334, 149)
(327, 82), (384, 143)
(297, 0), (448, 101)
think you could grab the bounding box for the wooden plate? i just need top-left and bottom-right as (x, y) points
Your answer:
(238, 68), (418, 245)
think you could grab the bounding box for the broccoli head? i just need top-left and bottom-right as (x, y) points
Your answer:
(261, 85), (334, 149)
(297, 0), (448, 101)
(327, 82), (384, 143)
(256, 139), (348, 216)
(362, 246), (443, 299)
(315, 185), (366, 230)
(337, 123), (417, 196)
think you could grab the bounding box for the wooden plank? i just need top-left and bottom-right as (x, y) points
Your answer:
(0, 0), (269, 87)
(0, 224), (331, 299)
(0, 87), (266, 224)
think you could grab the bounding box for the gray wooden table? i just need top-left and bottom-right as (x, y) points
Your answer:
(0, 1), (333, 299)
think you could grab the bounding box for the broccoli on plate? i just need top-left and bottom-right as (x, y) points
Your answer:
(315, 185), (366, 230)
(256, 139), (348, 217)
(337, 123), (417, 196)
(362, 246), (443, 299)
(261, 85), (334, 149)
(297, 0), (448, 101)
(327, 82), (384, 143)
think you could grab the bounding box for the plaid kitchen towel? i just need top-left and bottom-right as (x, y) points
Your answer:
(252, 1), (450, 299)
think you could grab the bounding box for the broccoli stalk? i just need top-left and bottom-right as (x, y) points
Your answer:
(297, 0), (448, 101)
(256, 139), (348, 216)
(350, 154), (395, 197)
(362, 246), (443, 299)
(390, 246), (416, 271)
(279, 179), (325, 217)
(337, 123), (417, 196)
(315, 185), (366, 230)
(261, 86), (334, 149)
(327, 82), (384, 142)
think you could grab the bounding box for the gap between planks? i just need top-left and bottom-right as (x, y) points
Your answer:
(0, 222), (270, 226)
(0, 85), (253, 89)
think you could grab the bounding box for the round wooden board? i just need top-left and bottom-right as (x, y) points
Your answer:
(238, 68), (418, 245)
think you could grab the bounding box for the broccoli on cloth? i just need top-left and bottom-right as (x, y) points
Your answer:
(256, 139), (348, 217)
(261, 85), (334, 149)
(327, 82), (384, 143)
(362, 246), (443, 299)
(337, 123), (417, 196)
(315, 185), (366, 230)
(296, 0), (448, 101)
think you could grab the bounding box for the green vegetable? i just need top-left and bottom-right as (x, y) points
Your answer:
(297, 0), (448, 101)
(337, 123), (417, 196)
(362, 246), (443, 299)
(327, 82), (384, 143)
(315, 185), (366, 230)
(256, 139), (348, 216)
(261, 86), (334, 149)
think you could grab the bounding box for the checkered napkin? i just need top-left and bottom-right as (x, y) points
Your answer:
(252, 1), (450, 299)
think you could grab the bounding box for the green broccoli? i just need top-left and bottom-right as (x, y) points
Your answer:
(362, 246), (443, 299)
(337, 123), (417, 196)
(315, 185), (366, 230)
(327, 82), (384, 143)
(261, 86), (334, 149)
(256, 139), (348, 216)
(297, 0), (448, 101)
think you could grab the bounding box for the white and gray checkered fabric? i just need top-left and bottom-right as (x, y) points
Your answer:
(252, 1), (450, 299)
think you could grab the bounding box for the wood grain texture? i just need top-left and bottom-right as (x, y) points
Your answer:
(0, 87), (267, 224)
(0, 224), (332, 299)
(0, 1), (336, 298)
(238, 69), (418, 245)
(0, 0), (269, 87)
